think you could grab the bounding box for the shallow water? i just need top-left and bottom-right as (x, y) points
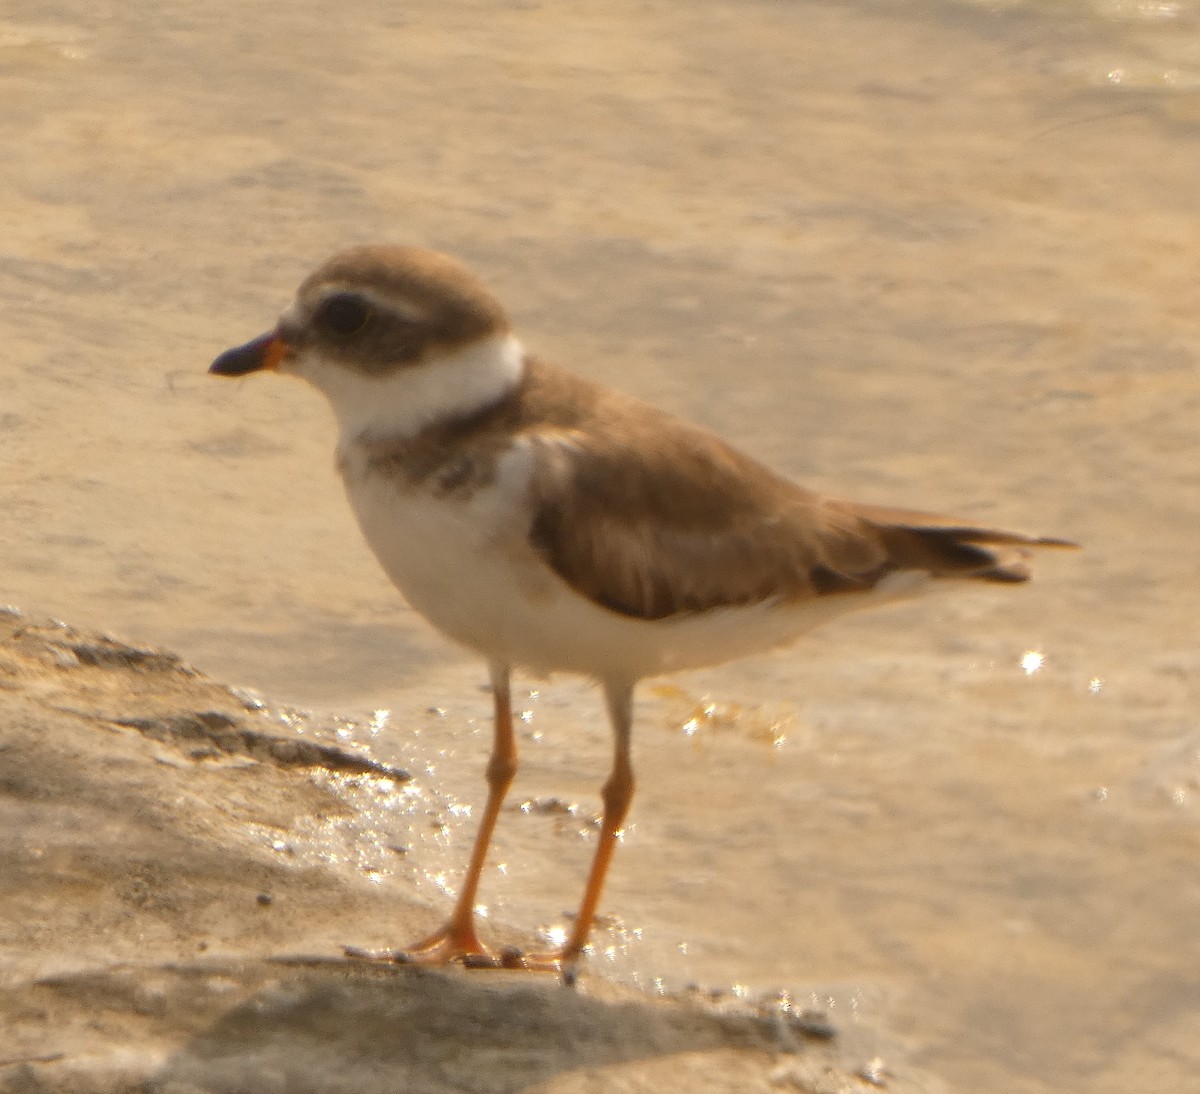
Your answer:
(2, 0), (1198, 1090)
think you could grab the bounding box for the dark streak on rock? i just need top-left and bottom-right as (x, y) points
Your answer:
(112, 711), (410, 781)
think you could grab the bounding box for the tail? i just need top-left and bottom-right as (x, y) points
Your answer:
(850, 502), (1079, 584)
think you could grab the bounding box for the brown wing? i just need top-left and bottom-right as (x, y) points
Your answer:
(525, 416), (1076, 622)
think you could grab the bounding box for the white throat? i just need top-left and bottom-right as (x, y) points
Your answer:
(297, 333), (526, 445)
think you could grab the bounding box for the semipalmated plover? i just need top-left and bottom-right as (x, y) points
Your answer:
(210, 244), (1074, 978)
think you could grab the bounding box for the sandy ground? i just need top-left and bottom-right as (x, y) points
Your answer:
(3, 0), (1200, 1091)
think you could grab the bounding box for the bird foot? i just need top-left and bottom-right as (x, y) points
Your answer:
(344, 921), (493, 968)
(492, 946), (587, 986)
(344, 931), (579, 982)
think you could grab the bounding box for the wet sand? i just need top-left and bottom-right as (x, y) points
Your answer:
(1, 611), (912, 1093)
(2, 1), (1199, 1091)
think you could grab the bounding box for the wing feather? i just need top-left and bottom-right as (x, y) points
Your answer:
(524, 409), (1075, 621)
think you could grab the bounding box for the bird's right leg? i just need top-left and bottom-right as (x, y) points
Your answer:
(346, 660), (517, 966)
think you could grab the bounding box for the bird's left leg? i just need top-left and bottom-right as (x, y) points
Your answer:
(510, 678), (636, 981)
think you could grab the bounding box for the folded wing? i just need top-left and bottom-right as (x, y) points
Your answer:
(527, 427), (1075, 622)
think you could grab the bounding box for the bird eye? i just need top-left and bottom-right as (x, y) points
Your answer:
(316, 292), (373, 337)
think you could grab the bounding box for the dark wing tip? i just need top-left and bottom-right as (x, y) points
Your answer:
(1027, 535), (1081, 550)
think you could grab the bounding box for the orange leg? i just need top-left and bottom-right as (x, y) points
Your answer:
(514, 679), (636, 980)
(346, 661), (517, 967)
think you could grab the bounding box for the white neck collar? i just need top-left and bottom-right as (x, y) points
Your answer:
(298, 333), (526, 445)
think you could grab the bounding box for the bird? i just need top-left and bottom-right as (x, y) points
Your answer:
(209, 244), (1075, 979)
